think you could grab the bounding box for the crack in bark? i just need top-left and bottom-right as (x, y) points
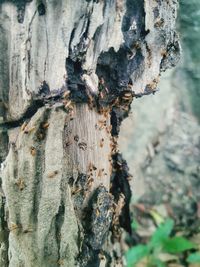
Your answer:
(55, 202), (65, 264)
(78, 185), (113, 267)
(0, 98), (44, 129)
(0, 190), (9, 266)
(43, 16), (49, 80)
(25, 8), (37, 97)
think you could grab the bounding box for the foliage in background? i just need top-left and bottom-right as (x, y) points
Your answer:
(126, 219), (200, 267)
(176, 0), (200, 121)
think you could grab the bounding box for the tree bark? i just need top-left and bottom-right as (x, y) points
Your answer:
(0, 0), (180, 266)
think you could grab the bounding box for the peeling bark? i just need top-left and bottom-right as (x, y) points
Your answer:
(0, 0), (180, 266)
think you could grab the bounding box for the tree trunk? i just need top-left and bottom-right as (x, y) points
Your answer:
(0, 0), (180, 266)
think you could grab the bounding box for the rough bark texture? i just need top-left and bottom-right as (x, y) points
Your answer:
(0, 0), (180, 266)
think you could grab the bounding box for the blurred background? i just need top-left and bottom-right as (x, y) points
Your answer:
(120, 1), (200, 266)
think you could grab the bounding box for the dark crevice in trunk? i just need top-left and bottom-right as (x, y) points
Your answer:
(55, 202), (65, 264)
(96, 47), (144, 94)
(0, 181), (9, 266)
(122, 0), (146, 46)
(65, 58), (89, 103)
(0, 86), (68, 130)
(0, 0), (33, 23)
(0, 98), (44, 129)
(110, 153), (132, 234)
(0, 131), (9, 162)
(79, 186), (113, 267)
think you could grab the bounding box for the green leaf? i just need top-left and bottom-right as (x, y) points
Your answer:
(162, 237), (196, 254)
(151, 257), (166, 267)
(149, 209), (165, 225)
(126, 245), (149, 267)
(149, 219), (174, 248)
(131, 220), (139, 231)
(187, 252), (200, 263)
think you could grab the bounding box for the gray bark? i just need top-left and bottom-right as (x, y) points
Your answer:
(0, 0), (180, 266)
